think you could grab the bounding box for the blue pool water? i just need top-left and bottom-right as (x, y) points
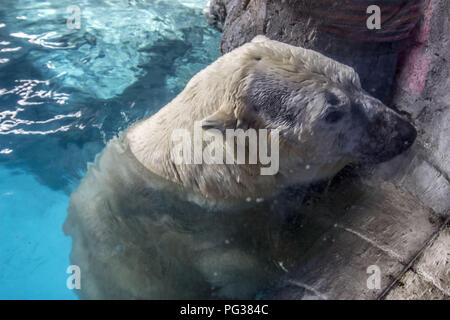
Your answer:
(0, 0), (220, 299)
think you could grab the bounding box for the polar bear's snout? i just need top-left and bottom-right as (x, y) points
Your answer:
(355, 96), (417, 164)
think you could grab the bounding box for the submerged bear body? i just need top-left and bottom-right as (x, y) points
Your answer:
(65, 135), (281, 299)
(64, 36), (416, 299)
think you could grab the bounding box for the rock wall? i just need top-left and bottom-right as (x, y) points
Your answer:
(206, 0), (420, 103)
(375, 0), (450, 299)
(382, 0), (450, 217)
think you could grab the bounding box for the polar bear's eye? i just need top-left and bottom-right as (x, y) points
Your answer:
(324, 91), (340, 106)
(324, 110), (345, 124)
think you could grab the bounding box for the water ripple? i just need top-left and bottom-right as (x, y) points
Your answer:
(10, 31), (74, 50)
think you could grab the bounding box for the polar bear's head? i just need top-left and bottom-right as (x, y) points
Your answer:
(200, 36), (416, 182)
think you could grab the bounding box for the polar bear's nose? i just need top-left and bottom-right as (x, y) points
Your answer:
(356, 109), (417, 164)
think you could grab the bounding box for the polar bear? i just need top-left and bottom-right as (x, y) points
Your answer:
(64, 36), (416, 299)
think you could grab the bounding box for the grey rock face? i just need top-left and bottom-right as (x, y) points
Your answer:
(205, 0), (410, 103)
(261, 179), (443, 300)
(376, 0), (450, 218)
(203, 0), (227, 31)
(385, 224), (449, 300)
(378, 1), (450, 298)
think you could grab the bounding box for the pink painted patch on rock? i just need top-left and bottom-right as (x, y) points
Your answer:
(397, 0), (434, 95)
(418, 0), (434, 43)
(398, 49), (431, 95)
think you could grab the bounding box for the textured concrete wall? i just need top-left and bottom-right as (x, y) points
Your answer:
(207, 0), (409, 103)
(377, 0), (450, 298)
(379, 0), (450, 217)
(385, 223), (449, 299)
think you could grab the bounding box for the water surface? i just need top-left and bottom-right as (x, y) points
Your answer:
(0, 0), (220, 299)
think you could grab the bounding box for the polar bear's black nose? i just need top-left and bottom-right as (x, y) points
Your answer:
(356, 110), (417, 164)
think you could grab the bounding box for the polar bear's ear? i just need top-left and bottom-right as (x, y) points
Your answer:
(201, 109), (237, 131)
(251, 35), (270, 43)
(201, 107), (257, 132)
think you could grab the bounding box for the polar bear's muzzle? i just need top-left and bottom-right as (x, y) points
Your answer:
(356, 107), (417, 164)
